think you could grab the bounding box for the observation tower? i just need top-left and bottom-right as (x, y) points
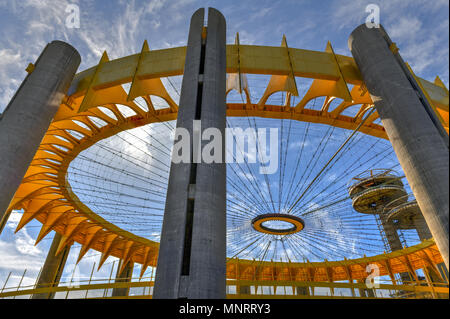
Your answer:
(348, 169), (446, 285)
(348, 169), (408, 256)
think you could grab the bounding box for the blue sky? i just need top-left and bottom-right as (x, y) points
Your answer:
(0, 0), (448, 297)
(0, 0), (448, 112)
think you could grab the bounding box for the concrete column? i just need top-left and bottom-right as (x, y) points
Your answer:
(349, 25), (449, 270)
(32, 232), (71, 299)
(112, 260), (134, 297)
(153, 7), (227, 299)
(380, 216), (403, 251)
(357, 279), (376, 298)
(238, 285), (251, 295)
(380, 216), (412, 283)
(437, 263), (449, 283)
(357, 287), (366, 298)
(357, 281), (365, 298)
(412, 211), (442, 289)
(414, 216), (445, 285)
(296, 286), (310, 296)
(348, 280), (356, 297)
(365, 288), (375, 298)
(0, 41), (81, 229)
(414, 215), (433, 241)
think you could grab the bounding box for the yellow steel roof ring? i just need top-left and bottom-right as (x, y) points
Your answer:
(7, 42), (449, 281)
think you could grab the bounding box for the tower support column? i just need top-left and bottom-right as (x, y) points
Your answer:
(32, 232), (71, 299)
(349, 25), (449, 269)
(296, 286), (310, 296)
(0, 41), (81, 230)
(414, 215), (433, 241)
(112, 260), (134, 297)
(153, 7), (227, 299)
(238, 285), (251, 295)
(380, 216), (411, 283)
(380, 216), (403, 251)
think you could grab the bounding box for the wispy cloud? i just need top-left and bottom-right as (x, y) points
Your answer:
(330, 0), (449, 83)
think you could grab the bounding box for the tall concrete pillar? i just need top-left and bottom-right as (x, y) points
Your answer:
(380, 216), (403, 251)
(349, 25), (449, 270)
(413, 216), (445, 285)
(153, 7), (227, 299)
(0, 41), (81, 229)
(414, 215), (433, 241)
(380, 216), (412, 283)
(112, 260), (134, 297)
(32, 232), (71, 299)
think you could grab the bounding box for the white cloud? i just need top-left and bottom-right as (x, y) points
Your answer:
(0, 49), (23, 110)
(145, 0), (168, 14)
(249, 7), (272, 20)
(389, 16), (423, 39)
(0, 49), (21, 68)
(330, 0), (448, 84)
(0, 239), (43, 272)
(15, 229), (42, 256)
(5, 210), (22, 230)
(3, 210), (42, 258)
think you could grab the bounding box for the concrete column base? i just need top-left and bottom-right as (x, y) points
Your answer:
(32, 232), (71, 299)
(296, 286), (310, 296)
(112, 260), (134, 297)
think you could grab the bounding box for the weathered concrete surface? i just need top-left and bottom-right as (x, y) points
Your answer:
(412, 215), (445, 285)
(32, 232), (71, 299)
(414, 215), (433, 241)
(184, 7), (227, 299)
(153, 8), (205, 300)
(380, 216), (412, 283)
(349, 25), (449, 270)
(380, 216), (403, 251)
(0, 41), (80, 231)
(153, 7), (227, 299)
(112, 261), (134, 297)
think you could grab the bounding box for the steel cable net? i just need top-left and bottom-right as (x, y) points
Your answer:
(66, 75), (422, 264)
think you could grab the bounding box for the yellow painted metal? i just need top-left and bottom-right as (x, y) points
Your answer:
(389, 42), (400, 55)
(126, 41), (178, 111)
(257, 35), (299, 108)
(79, 51), (111, 112)
(6, 42), (449, 292)
(225, 33), (251, 105)
(324, 41), (352, 100)
(0, 276), (447, 299)
(223, 239), (443, 284)
(252, 214), (304, 235)
(25, 63), (35, 74)
(60, 44), (447, 115)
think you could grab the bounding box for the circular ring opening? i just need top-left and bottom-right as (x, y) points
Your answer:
(251, 213), (305, 235)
